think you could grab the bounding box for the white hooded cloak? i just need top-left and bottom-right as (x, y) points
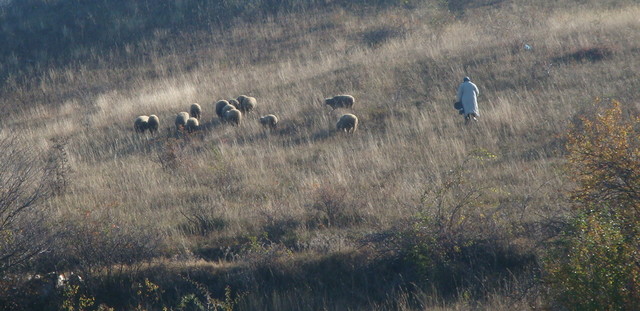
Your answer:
(457, 80), (480, 116)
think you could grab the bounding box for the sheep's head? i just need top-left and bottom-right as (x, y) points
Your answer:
(324, 98), (336, 109)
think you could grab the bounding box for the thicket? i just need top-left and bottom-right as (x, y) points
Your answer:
(0, 138), (56, 309)
(401, 150), (537, 300)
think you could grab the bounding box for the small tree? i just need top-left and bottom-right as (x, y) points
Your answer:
(546, 100), (640, 310)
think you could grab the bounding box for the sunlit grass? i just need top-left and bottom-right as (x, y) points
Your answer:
(1, 0), (639, 309)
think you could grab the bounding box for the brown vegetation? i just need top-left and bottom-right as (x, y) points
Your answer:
(1, 0), (639, 309)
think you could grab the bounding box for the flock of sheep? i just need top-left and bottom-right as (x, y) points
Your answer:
(133, 94), (358, 135)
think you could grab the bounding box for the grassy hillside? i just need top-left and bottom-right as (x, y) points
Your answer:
(1, 0), (639, 309)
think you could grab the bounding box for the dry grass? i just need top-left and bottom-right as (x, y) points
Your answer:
(1, 0), (639, 309)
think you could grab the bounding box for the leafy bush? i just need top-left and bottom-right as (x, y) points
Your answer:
(546, 208), (639, 310)
(177, 279), (245, 311)
(565, 99), (640, 213)
(545, 99), (640, 310)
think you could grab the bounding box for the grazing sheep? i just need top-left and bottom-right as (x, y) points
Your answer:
(223, 108), (242, 126)
(190, 103), (202, 120)
(215, 100), (230, 118)
(228, 98), (240, 109)
(336, 113), (358, 133)
(221, 103), (235, 115)
(259, 114), (278, 129)
(236, 95), (257, 113)
(175, 112), (189, 131)
(236, 95), (248, 105)
(134, 116), (149, 133)
(325, 95), (355, 109)
(147, 115), (159, 133)
(185, 117), (200, 133)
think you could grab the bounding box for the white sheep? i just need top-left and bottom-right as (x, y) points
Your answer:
(236, 95), (257, 113)
(236, 95), (248, 104)
(259, 114), (278, 129)
(215, 100), (230, 119)
(185, 117), (200, 133)
(336, 113), (358, 133)
(175, 112), (189, 131)
(223, 108), (242, 126)
(134, 116), (149, 133)
(228, 98), (240, 109)
(221, 103), (235, 115)
(190, 103), (202, 120)
(325, 95), (355, 110)
(147, 115), (159, 133)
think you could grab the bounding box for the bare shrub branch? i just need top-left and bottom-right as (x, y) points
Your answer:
(0, 137), (53, 273)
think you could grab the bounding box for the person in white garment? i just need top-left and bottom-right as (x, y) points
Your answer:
(456, 76), (480, 124)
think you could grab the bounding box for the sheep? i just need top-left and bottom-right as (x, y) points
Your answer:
(215, 100), (230, 118)
(236, 95), (248, 105)
(259, 114), (278, 129)
(134, 116), (149, 133)
(185, 117), (200, 133)
(325, 95), (355, 110)
(236, 95), (257, 113)
(228, 98), (240, 109)
(175, 112), (189, 131)
(221, 103), (236, 115)
(147, 115), (159, 133)
(336, 113), (358, 133)
(190, 103), (202, 120)
(223, 108), (242, 126)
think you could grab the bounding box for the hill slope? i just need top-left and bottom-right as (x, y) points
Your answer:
(1, 0), (639, 309)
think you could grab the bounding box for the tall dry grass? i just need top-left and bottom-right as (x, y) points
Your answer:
(1, 0), (639, 309)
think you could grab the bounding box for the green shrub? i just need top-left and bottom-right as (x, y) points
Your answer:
(545, 100), (640, 310)
(546, 208), (639, 310)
